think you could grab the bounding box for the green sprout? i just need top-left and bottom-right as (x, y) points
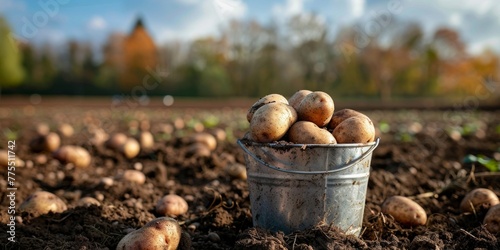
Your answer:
(3, 129), (18, 141)
(463, 154), (500, 172)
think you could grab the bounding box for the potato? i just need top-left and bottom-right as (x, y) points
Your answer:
(121, 138), (141, 159)
(333, 116), (375, 143)
(211, 128), (227, 142)
(19, 191), (67, 216)
(328, 109), (369, 130)
(250, 102), (297, 143)
(381, 196), (427, 227)
(58, 123), (74, 137)
(137, 131), (154, 150)
(29, 132), (61, 153)
(156, 194), (189, 217)
(288, 121), (336, 144)
(225, 163), (247, 180)
(0, 150), (11, 167)
(484, 204), (500, 234)
(76, 197), (101, 207)
(288, 90), (312, 110)
(185, 143), (212, 157)
(246, 94), (288, 122)
(117, 217), (182, 250)
(116, 170), (146, 185)
(105, 133), (128, 150)
(296, 91), (335, 127)
(53, 145), (91, 168)
(460, 188), (499, 213)
(189, 132), (217, 151)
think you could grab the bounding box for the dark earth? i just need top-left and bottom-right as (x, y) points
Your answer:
(0, 98), (499, 249)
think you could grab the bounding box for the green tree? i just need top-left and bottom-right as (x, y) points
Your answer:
(0, 16), (24, 87)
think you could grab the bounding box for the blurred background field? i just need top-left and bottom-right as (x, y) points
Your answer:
(0, 0), (499, 106)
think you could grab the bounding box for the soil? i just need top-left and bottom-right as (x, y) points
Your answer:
(0, 101), (499, 250)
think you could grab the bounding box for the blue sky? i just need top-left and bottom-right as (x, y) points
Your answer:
(1, 0), (499, 54)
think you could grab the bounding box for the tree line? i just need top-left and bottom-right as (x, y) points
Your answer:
(1, 14), (499, 100)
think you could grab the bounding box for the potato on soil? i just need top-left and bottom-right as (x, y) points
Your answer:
(328, 109), (370, 130)
(137, 131), (154, 150)
(189, 132), (217, 151)
(225, 163), (247, 180)
(288, 89), (312, 110)
(484, 204), (500, 234)
(288, 121), (336, 144)
(185, 143), (212, 157)
(381, 195), (427, 227)
(53, 145), (91, 168)
(247, 94), (288, 122)
(117, 217), (182, 250)
(460, 188), (499, 213)
(121, 138), (141, 159)
(333, 116), (375, 143)
(250, 102), (297, 143)
(156, 194), (189, 217)
(0, 150), (23, 168)
(29, 132), (61, 153)
(58, 123), (74, 137)
(296, 91), (335, 127)
(19, 191), (67, 216)
(105, 133), (128, 150)
(76, 197), (101, 207)
(116, 170), (146, 185)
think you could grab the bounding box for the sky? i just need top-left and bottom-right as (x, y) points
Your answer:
(1, 0), (500, 54)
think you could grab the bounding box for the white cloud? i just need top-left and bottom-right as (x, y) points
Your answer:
(272, 0), (307, 19)
(449, 13), (462, 27)
(157, 0), (246, 42)
(88, 16), (107, 30)
(351, 0), (365, 19)
(468, 37), (500, 54)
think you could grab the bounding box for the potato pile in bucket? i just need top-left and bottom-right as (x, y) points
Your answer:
(244, 90), (375, 144)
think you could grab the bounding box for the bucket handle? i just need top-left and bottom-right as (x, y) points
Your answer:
(237, 138), (379, 175)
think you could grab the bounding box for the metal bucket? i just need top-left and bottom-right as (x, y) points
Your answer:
(237, 138), (379, 236)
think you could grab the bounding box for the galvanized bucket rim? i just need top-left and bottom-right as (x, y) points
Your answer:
(238, 139), (378, 149)
(237, 138), (379, 175)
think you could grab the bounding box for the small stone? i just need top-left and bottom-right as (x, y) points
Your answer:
(207, 232), (220, 242)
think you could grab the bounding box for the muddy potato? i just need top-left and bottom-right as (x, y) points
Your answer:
(189, 132), (217, 151)
(296, 91), (335, 127)
(117, 217), (182, 250)
(105, 133), (128, 150)
(121, 138), (141, 159)
(328, 109), (369, 130)
(250, 102), (297, 143)
(381, 196), (427, 227)
(29, 132), (61, 153)
(19, 191), (67, 216)
(156, 194), (189, 217)
(460, 188), (499, 213)
(288, 90), (312, 110)
(484, 204), (500, 234)
(53, 145), (91, 168)
(246, 94), (288, 122)
(333, 116), (375, 143)
(0, 150), (20, 168)
(288, 121), (336, 144)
